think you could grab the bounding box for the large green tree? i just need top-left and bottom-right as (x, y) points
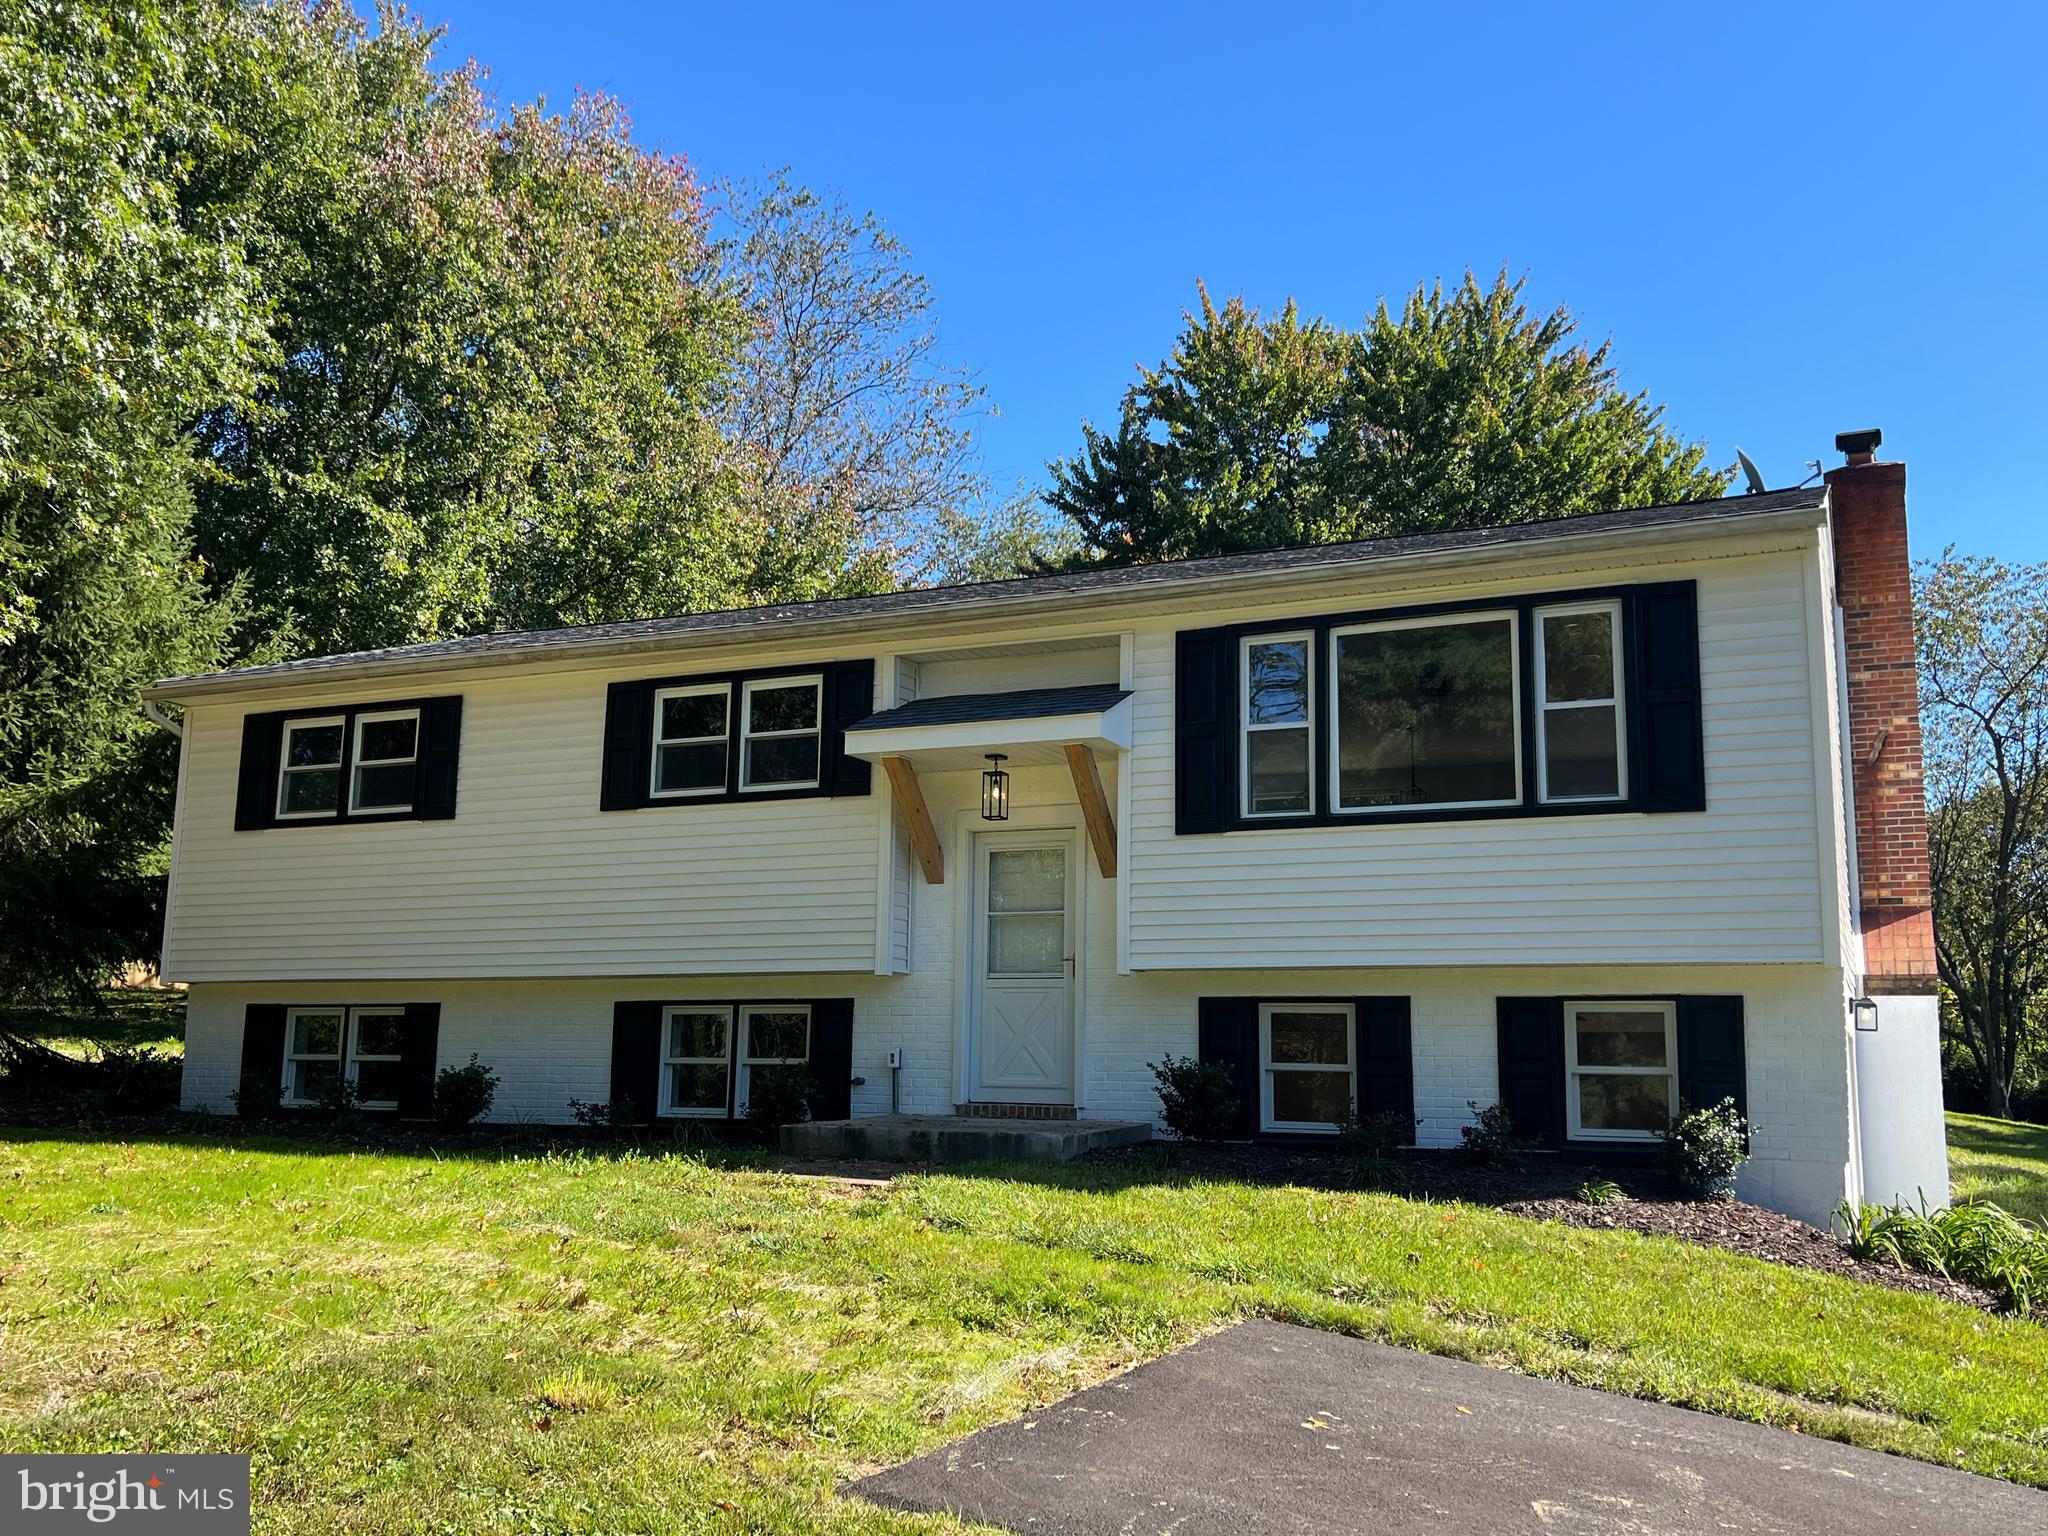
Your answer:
(1919, 554), (2048, 1119)
(1046, 271), (1729, 565)
(187, 4), (839, 655)
(0, 0), (263, 999)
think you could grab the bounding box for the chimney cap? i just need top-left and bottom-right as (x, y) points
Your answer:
(1836, 427), (1883, 464)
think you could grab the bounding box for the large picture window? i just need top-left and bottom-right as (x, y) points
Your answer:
(1536, 602), (1625, 803)
(1331, 613), (1519, 813)
(1565, 1000), (1677, 1140)
(1241, 633), (1312, 816)
(1259, 1002), (1355, 1132)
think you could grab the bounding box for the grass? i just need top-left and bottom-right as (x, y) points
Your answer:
(0, 1131), (2044, 1534)
(1949, 1112), (2048, 1226)
(0, 988), (186, 1058)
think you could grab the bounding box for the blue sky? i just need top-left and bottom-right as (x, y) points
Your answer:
(422, 2), (2045, 560)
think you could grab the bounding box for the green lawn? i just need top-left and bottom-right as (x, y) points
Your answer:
(1950, 1112), (2048, 1226)
(0, 1131), (2043, 1534)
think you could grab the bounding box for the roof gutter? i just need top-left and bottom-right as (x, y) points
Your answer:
(144, 500), (1830, 705)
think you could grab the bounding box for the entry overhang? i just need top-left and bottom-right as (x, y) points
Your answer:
(844, 684), (1133, 770)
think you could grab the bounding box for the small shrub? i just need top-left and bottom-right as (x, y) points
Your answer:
(1664, 1098), (1751, 1200)
(741, 1065), (816, 1134)
(1833, 1194), (2048, 1313)
(1456, 1101), (1530, 1166)
(433, 1054), (498, 1127)
(1149, 1055), (1240, 1143)
(567, 1097), (638, 1129)
(1576, 1178), (1623, 1206)
(1336, 1110), (1417, 1161)
(314, 1075), (362, 1117)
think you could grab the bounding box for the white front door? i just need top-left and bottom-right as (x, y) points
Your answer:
(970, 832), (1076, 1104)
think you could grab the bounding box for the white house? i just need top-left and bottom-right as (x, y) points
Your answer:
(147, 430), (1947, 1227)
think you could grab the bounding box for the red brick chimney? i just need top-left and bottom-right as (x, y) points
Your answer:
(1826, 429), (1936, 993)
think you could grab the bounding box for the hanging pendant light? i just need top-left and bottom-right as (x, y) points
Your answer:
(980, 753), (1010, 821)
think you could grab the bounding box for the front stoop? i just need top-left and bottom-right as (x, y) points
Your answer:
(781, 1114), (1153, 1164)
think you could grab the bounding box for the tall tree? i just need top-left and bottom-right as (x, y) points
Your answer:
(1047, 270), (1728, 566)
(187, 4), (820, 655)
(1918, 554), (2048, 1119)
(710, 173), (1061, 587)
(0, 0), (261, 999)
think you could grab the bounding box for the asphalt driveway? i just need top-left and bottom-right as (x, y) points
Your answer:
(852, 1319), (2040, 1534)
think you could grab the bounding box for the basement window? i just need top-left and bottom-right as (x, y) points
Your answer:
(1259, 1002), (1356, 1133)
(659, 1006), (733, 1118)
(738, 1005), (812, 1116)
(281, 1005), (405, 1110)
(1565, 1000), (1676, 1140)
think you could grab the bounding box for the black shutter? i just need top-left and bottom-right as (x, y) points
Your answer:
(1631, 582), (1705, 812)
(600, 681), (653, 811)
(234, 712), (286, 831)
(823, 661), (876, 797)
(808, 998), (855, 1121)
(1176, 628), (1236, 834)
(1495, 997), (1565, 1149)
(1677, 995), (1747, 1120)
(1195, 996), (1258, 1138)
(1355, 997), (1414, 1136)
(610, 1001), (663, 1123)
(397, 1002), (441, 1119)
(238, 1003), (286, 1114)
(416, 697), (463, 820)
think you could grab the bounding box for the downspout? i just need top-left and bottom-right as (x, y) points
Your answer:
(143, 701), (184, 738)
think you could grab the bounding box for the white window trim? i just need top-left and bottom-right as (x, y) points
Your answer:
(657, 1004), (735, 1118)
(279, 1005), (345, 1107)
(345, 1007), (406, 1110)
(1258, 1001), (1356, 1134)
(275, 715), (347, 820)
(739, 675), (823, 793)
(1327, 609), (1523, 815)
(649, 683), (732, 800)
(1240, 631), (1315, 819)
(1534, 600), (1627, 805)
(736, 1003), (812, 1115)
(347, 708), (420, 815)
(1564, 999), (1677, 1142)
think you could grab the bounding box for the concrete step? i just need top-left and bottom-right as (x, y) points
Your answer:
(781, 1114), (1154, 1165)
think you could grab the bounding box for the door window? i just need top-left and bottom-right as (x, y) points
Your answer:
(985, 846), (1066, 977)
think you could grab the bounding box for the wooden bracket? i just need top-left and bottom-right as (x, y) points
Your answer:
(1064, 743), (1118, 878)
(883, 756), (944, 884)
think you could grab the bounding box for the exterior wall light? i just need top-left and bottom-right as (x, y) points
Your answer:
(981, 753), (1010, 822)
(1851, 996), (1880, 1033)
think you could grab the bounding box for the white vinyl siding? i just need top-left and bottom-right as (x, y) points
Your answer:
(1126, 545), (1830, 968)
(163, 660), (882, 982)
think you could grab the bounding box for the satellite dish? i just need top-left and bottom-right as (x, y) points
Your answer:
(1734, 447), (1768, 495)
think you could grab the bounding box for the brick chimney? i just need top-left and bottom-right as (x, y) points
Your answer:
(1826, 429), (1936, 993)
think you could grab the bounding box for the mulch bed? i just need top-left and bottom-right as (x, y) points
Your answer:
(1082, 1142), (2002, 1312)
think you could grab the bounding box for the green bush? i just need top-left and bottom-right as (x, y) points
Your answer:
(1456, 1101), (1531, 1166)
(0, 1032), (182, 1116)
(1576, 1178), (1623, 1206)
(741, 1065), (816, 1135)
(433, 1054), (498, 1127)
(1664, 1098), (1751, 1200)
(1834, 1195), (2048, 1313)
(1148, 1055), (1240, 1143)
(567, 1097), (638, 1130)
(1336, 1110), (1417, 1161)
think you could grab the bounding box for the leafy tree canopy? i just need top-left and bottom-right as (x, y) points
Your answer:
(1046, 271), (1729, 566)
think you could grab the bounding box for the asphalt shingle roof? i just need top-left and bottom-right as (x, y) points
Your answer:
(149, 485), (1827, 696)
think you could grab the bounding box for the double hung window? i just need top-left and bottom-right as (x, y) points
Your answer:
(656, 1002), (814, 1117)
(281, 1005), (408, 1109)
(1259, 1002), (1356, 1132)
(1564, 1000), (1677, 1139)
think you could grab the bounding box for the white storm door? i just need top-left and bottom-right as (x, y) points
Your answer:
(972, 834), (1075, 1103)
